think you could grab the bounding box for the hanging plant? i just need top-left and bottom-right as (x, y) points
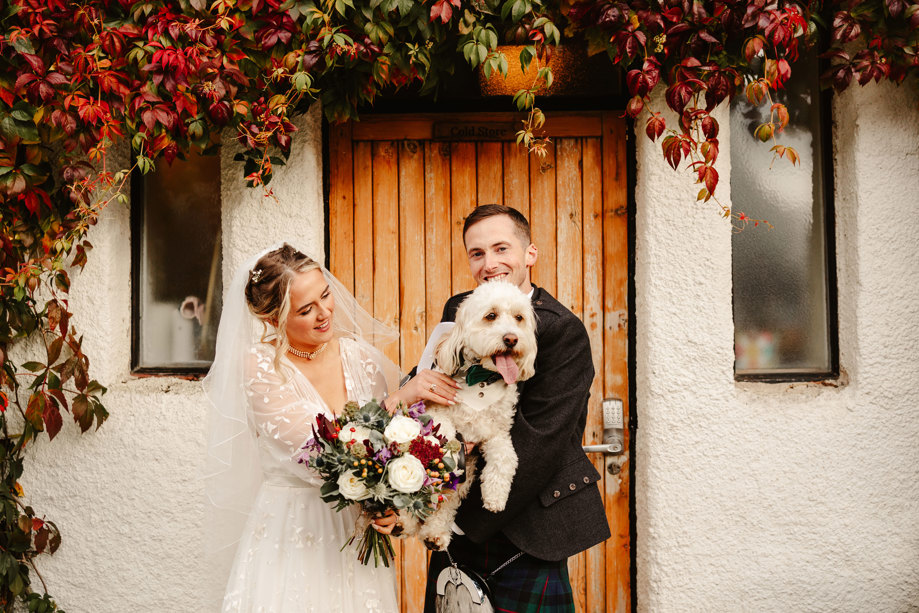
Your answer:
(1, 0), (917, 608)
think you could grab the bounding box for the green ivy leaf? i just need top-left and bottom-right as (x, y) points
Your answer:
(21, 361), (45, 373)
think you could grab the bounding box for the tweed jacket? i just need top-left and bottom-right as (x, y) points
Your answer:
(441, 285), (611, 561)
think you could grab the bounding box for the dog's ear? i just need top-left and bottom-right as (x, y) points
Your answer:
(517, 347), (537, 382)
(434, 326), (465, 376)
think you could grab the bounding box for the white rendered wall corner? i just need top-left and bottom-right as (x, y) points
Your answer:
(21, 105), (326, 612)
(634, 82), (919, 612)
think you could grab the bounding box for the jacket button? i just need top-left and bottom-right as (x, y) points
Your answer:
(478, 392), (484, 398)
(479, 382), (485, 388)
(583, 476), (590, 483)
(568, 483), (576, 491)
(553, 490), (561, 498)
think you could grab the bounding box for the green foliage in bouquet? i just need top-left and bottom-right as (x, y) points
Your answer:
(301, 399), (462, 566)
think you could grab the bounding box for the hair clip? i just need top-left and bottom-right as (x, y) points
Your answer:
(250, 268), (263, 283)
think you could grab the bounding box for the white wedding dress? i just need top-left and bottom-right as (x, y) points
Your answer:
(221, 337), (399, 613)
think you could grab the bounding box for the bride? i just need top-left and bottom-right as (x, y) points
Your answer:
(204, 244), (413, 612)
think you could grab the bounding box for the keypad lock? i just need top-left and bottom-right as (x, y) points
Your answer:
(582, 398), (624, 455)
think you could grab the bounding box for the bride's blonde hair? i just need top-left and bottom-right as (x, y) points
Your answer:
(244, 244), (321, 372)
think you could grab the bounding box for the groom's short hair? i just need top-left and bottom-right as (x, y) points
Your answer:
(463, 204), (531, 246)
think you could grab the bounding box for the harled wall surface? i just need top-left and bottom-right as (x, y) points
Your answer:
(22, 82), (919, 612)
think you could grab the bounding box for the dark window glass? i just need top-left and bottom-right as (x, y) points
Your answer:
(731, 53), (836, 379)
(132, 152), (222, 372)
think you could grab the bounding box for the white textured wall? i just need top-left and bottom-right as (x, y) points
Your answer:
(18, 82), (919, 612)
(22, 106), (326, 612)
(635, 81), (919, 612)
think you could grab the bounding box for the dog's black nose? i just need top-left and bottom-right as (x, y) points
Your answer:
(503, 334), (518, 348)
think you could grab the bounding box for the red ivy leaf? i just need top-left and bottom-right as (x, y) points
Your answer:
(700, 114), (718, 139)
(43, 394), (63, 440)
(21, 53), (45, 74)
(743, 35), (766, 62)
(0, 82), (14, 107)
(430, 0), (460, 23)
(700, 139), (719, 164)
(705, 70), (732, 110)
(665, 82), (694, 115)
(626, 95), (644, 117)
(697, 165), (718, 194)
(643, 57), (661, 89)
(646, 113), (666, 141)
(832, 11), (861, 43)
(662, 134), (684, 169)
(774, 58), (792, 88)
(34, 526), (49, 554)
(771, 103), (789, 130)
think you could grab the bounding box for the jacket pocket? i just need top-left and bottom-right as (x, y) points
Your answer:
(538, 454), (602, 507)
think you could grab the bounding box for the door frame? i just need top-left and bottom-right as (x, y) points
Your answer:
(321, 107), (639, 613)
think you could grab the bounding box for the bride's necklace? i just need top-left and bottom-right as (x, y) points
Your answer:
(288, 342), (328, 360)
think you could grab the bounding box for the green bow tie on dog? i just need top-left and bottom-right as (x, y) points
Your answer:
(464, 364), (502, 386)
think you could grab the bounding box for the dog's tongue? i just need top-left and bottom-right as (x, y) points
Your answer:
(494, 353), (518, 385)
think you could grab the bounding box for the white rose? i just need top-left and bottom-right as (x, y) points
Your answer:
(387, 455), (426, 493)
(338, 423), (371, 444)
(337, 472), (371, 501)
(383, 415), (421, 444)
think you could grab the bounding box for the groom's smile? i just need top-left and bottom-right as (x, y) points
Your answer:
(464, 215), (537, 294)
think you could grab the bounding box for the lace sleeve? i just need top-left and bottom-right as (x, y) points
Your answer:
(344, 338), (391, 404)
(244, 348), (322, 482)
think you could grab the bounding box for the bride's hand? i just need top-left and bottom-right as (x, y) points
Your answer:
(383, 369), (459, 413)
(371, 510), (402, 536)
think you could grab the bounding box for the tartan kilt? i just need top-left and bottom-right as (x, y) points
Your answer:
(423, 532), (575, 613)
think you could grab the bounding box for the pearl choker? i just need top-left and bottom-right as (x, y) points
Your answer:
(288, 342), (328, 360)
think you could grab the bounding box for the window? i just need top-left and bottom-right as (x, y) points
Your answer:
(731, 52), (837, 380)
(132, 152), (222, 373)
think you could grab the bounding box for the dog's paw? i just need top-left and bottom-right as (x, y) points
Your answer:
(481, 493), (508, 513)
(423, 532), (452, 551)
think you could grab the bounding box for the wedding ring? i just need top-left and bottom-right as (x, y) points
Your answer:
(430, 384), (437, 392)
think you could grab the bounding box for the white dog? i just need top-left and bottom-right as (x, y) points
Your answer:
(403, 280), (537, 550)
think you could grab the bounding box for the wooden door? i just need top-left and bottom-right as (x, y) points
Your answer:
(328, 111), (630, 613)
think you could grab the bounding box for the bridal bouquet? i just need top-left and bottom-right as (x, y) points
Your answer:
(298, 399), (463, 567)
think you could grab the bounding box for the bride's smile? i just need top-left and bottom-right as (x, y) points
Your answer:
(286, 268), (336, 351)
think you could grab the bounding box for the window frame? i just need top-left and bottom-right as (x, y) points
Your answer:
(732, 61), (839, 383)
(129, 161), (218, 377)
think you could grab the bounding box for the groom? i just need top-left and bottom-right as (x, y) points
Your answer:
(422, 204), (610, 612)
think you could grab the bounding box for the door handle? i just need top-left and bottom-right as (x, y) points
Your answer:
(582, 397), (624, 455)
(582, 442), (622, 454)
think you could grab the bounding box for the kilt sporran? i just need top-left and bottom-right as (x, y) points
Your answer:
(435, 548), (523, 613)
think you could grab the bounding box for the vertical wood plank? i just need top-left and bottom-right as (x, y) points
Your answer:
(398, 140), (427, 368)
(371, 141), (400, 364)
(398, 140), (429, 613)
(450, 141), (477, 296)
(370, 141), (403, 608)
(426, 142), (453, 333)
(581, 136), (607, 613)
(353, 141), (374, 315)
(328, 121), (354, 290)
(502, 142), (530, 220)
(555, 138), (584, 316)
(556, 137), (586, 611)
(476, 141), (503, 205)
(601, 112), (630, 613)
(528, 144), (557, 294)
